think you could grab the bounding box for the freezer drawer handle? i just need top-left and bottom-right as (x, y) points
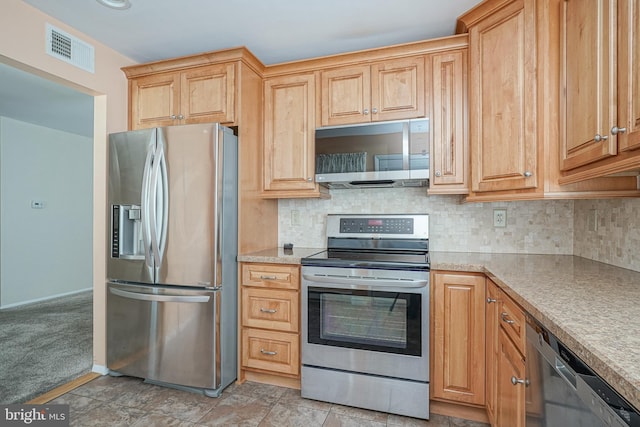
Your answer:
(110, 287), (210, 303)
(260, 308), (278, 314)
(260, 349), (278, 356)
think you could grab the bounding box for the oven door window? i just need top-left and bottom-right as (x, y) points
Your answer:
(307, 287), (421, 356)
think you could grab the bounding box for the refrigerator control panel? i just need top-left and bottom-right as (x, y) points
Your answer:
(111, 204), (144, 260)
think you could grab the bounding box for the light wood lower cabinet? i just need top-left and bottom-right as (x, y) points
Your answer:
(240, 263), (300, 386)
(431, 271), (486, 406)
(486, 278), (526, 427)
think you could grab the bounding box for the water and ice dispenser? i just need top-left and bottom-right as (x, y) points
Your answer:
(111, 205), (145, 259)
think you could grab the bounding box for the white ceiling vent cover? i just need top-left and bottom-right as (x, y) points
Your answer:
(46, 24), (95, 73)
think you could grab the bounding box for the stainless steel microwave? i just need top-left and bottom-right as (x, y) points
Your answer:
(314, 119), (429, 189)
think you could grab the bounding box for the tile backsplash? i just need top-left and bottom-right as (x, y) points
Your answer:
(278, 188), (574, 254)
(574, 198), (640, 272)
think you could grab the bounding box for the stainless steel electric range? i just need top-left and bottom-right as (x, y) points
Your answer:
(300, 214), (430, 420)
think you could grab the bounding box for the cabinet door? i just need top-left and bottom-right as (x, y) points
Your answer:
(428, 50), (468, 194)
(371, 57), (425, 122)
(180, 63), (236, 125)
(485, 280), (500, 426)
(618, 0), (640, 152)
(263, 74), (317, 192)
(320, 65), (371, 126)
(561, 0), (617, 170)
(432, 272), (486, 405)
(469, 0), (537, 192)
(130, 72), (181, 129)
(497, 328), (526, 427)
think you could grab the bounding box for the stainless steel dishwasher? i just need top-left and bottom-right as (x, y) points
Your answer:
(526, 317), (640, 426)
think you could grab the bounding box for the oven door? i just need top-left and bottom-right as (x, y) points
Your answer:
(301, 266), (429, 381)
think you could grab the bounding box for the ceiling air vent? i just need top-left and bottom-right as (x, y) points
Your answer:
(46, 24), (95, 73)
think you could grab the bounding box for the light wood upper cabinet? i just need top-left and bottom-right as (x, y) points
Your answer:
(618, 0), (640, 152)
(559, 0), (640, 182)
(431, 271), (486, 406)
(561, 0), (617, 170)
(320, 57), (425, 126)
(468, 0), (537, 193)
(129, 63), (235, 130)
(427, 49), (468, 195)
(262, 73), (328, 198)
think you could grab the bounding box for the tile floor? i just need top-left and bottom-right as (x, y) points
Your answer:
(51, 375), (489, 426)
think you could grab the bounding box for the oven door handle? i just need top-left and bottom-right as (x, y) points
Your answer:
(302, 274), (428, 289)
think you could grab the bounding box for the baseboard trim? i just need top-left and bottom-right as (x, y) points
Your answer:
(26, 372), (101, 404)
(92, 364), (109, 375)
(0, 288), (92, 309)
(430, 399), (489, 424)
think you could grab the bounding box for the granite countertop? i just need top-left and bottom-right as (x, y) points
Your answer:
(430, 251), (640, 411)
(237, 247), (324, 265)
(237, 248), (640, 410)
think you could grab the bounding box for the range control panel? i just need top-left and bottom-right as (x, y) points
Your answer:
(339, 217), (414, 234)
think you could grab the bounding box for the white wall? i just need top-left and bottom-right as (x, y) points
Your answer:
(0, 117), (93, 307)
(278, 188), (575, 254)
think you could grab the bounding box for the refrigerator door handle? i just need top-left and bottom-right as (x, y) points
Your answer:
(109, 287), (211, 303)
(157, 137), (169, 266)
(149, 133), (165, 274)
(140, 131), (156, 271)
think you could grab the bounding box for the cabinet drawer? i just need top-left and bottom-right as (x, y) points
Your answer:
(241, 264), (299, 290)
(242, 288), (299, 332)
(499, 293), (526, 354)
(242, 328), (299, 376)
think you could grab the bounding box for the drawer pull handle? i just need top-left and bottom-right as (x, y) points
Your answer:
(259, 275), (277, 280)
(511, 376), (529, 386)
(260, 308), (278, 314)
(260, 349), (278, 356)
(501, 312), (515, 324)
(487, 297), (497, 304)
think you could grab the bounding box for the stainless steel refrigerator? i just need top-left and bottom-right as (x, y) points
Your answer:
(106, 123), (238, 397)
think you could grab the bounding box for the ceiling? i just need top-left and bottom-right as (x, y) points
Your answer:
(2, 0), (482, 137)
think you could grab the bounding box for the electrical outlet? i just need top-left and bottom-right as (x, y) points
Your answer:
(493, 209), (507, 228)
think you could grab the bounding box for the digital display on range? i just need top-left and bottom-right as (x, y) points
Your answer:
(340, 217), (414, 234)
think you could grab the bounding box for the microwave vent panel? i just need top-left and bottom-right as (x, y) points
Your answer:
(46, 24), (95, 73)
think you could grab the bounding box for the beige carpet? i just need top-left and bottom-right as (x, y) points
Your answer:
(0, 291), (92, 403)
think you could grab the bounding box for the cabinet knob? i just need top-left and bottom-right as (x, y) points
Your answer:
(363, 109), (369, 115)
(524, 171), (532, 177)
(435, 171), (442, 177)
(511, 376), (529, 386)
(170, 115), (177, 120)
(487, 297), (497, 304)
(372, 107), (378, 114)
(307, 177), (313, 182)
(611, 126), (627, 135)
(177, 114), (184, 120)
(594, 133), (609, 142)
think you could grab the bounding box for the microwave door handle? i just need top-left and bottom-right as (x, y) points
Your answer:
(302, 274), (428, 289)
(402, 121), (410, 170)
